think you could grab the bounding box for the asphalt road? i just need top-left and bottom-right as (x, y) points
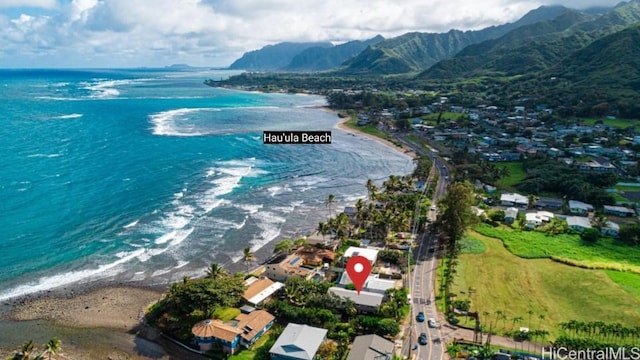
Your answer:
(398, 134), (450, 360)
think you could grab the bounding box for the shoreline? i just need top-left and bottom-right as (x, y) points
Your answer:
(330, 110), (417, 159)
(0, 106), (416, 359)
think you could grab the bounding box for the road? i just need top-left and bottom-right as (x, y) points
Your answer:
(397, 134), (450, 360)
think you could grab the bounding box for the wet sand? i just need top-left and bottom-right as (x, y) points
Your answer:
(0, 112), (412, 359)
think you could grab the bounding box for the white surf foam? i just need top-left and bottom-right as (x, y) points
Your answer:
(123, 220), (139, 229)
(149, 108), (219, 137)
(27, 153), (62, 158)
(236, 204), (263, 214)
(0, 248), (147, 302)
(49, 113), (83, 120)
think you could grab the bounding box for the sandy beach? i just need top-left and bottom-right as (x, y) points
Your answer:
(0, 110), (414, 359)
(333, 113), (417, 159)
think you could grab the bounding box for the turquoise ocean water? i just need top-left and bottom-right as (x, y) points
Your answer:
(0, 68), (414, 301)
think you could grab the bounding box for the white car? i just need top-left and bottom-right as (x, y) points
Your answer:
(428, 318), (437, 328)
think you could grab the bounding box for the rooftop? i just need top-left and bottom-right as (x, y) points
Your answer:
(269, 323), (328, 360)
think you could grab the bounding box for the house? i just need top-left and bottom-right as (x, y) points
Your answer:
(328, 287), (384, 313)
(568, 200), (594, 215)
(602, 221), (620, 237)
(504, 207), (519, 224)
(566, 216), (592, 232)
(269, 323), (328, 360)
(242, 277), (285, 306)
(264, 254), (313, 282)
(343, 247), (379, 266)
(338, 273), (397, 294)
(603, 205), (636, 217)
(500, 193), (529, 208)
(346, 334), (395, 360)
(525, 211), (554, 229)
(192, 310), (275, 354)
(576, 159), (617, 173)
(535, 197), (564, 210)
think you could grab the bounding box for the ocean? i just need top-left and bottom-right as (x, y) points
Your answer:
(0, 68), (414, 301)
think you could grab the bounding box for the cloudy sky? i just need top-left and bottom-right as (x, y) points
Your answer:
(0, 0), (627, 68)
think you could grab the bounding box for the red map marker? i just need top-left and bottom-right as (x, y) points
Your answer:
(346, 255), (372, 295)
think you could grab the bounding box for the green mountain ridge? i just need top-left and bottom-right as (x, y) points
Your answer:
(339, 5), (570, 74)
(285, 35), (384, 71)
(228, 42), (333, 71)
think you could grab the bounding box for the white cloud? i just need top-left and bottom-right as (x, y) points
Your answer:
(0, 0), (57, 8)
(0, 0), (630, 67)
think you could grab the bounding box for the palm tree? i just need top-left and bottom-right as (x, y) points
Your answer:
(365, 179), (377, 201)
(44, 338), (61, 360)
(326, 194), (336, 220)
(273, 239), (294, 255)
(205, 262), (226, 279)
(243, 246), (256, 274)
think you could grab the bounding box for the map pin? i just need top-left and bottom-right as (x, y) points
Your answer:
(346, 255), (372, 295)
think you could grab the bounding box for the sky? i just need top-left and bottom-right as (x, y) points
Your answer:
(0, 0), (628, 68)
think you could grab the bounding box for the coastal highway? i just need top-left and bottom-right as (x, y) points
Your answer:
(397, 134), (448, 360)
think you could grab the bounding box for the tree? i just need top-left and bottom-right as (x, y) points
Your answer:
(243, 246), (256, 274)
(44, 338), (61, 360)
(326, 194), (336, 220)
(316, 341), (339, 360)
(205, 263), (226, 279)
(273, 239), (294, 255)
(366, 179), (378, 201)
(580, 228), (601, 243)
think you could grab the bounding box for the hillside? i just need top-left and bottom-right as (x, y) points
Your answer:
(228, 42), (332, 71)
(339, 5), (569, 74)
(285, 35), (384, 71)
(421, 0), (640, 79)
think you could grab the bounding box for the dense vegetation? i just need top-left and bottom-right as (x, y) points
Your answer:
(146, 269), (246, 341)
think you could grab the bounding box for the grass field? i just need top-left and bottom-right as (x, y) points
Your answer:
(344, 118), (392, 141)
(214, 307), (241, 321)
(496, 162), (526, 191)
(579, 117), (639, 129)
(473, 224), (640, 273)
(451, 231), (640, 338)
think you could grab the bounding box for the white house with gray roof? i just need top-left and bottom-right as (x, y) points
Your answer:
(269, 323), (327, 360)
(565, 216), (592, 232)
(329, 287), (384, 313)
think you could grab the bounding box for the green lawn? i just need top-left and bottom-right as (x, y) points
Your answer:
(459, 233), (487, 254)
(451, 230), (640, 338)
(344, 118), (392, 141)
(613, 183), (640, 192)
(579, 117), (639, 129)
(473, 224), (640, 273)
(496, 162), (526, 191)
(229, 325), (281, 360)
(422, 111), (469, 122)
(214, 307), (241, 321)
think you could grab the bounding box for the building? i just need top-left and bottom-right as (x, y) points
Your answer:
(535, 197), (564, 211)
(568, 200), (594, 215)
(576, 159), (617, 173)
(328, 287), (384, 313)
(602, 221), (620, 237)
(269, 323), (328, 360)
(242, 277), (285, 306)
(346, 334), (395, 360)
(603, 205), (636, 217)
(500, 193), (529, 208)
(264, 247), (335, 282)
(343, 247), (380, 266)
(192, 310), (275, 354)
(504, 207), (519, 224)
(338, 273), (397, 295)
(525, 211), (554, 229)
(565, 216), (592, 232)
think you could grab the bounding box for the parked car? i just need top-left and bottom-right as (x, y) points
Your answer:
(416, 312), (425, 322)
(419, 332), (428, 345)
(428, 318), (437, 328)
